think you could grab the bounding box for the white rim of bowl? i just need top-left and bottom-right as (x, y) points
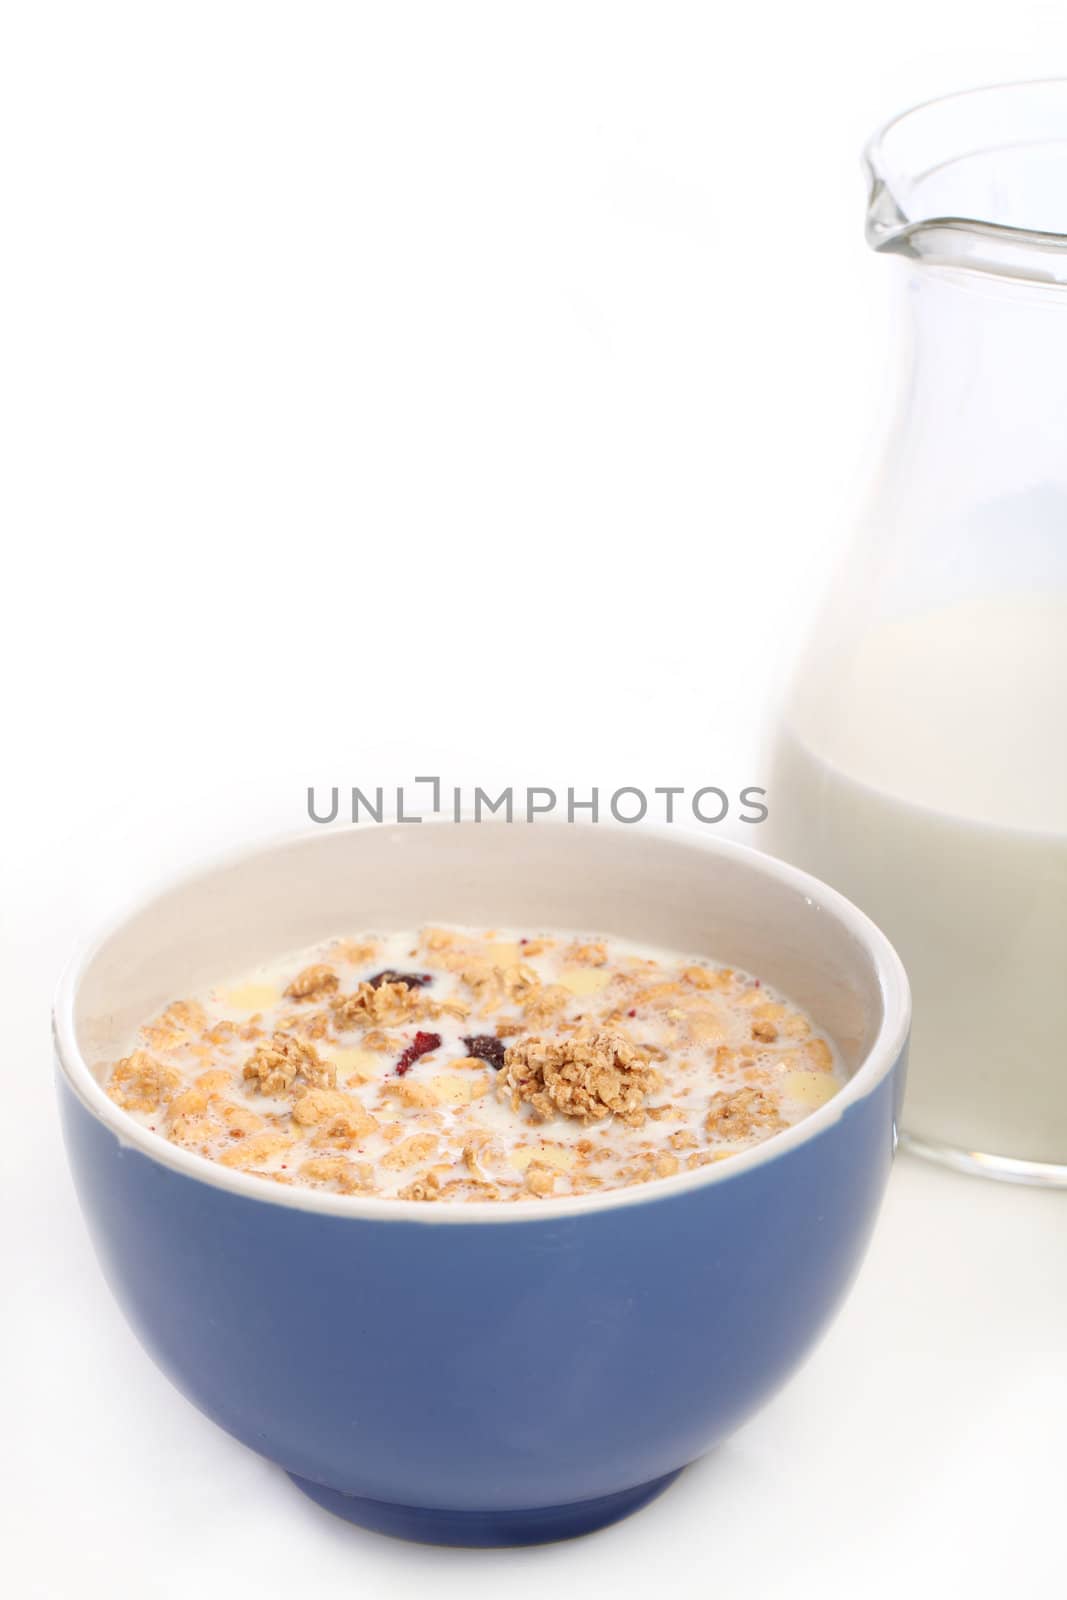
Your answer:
(52, 821), (911, 1225)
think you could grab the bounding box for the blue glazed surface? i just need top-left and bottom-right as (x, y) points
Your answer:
(59, 1047), (904, 1542)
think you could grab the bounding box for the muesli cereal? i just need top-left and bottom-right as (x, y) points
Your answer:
(105, 926), (844, 1202)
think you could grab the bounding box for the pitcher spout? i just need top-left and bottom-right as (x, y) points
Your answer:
(863, 79), (1067, 284)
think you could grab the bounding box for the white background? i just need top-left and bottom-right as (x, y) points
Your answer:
(2, 3), (1065, 1595)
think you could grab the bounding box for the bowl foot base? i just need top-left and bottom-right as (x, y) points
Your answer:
(287, 1466), (685, 1546)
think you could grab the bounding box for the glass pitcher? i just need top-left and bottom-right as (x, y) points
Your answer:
(765, 82), (1067, 1186)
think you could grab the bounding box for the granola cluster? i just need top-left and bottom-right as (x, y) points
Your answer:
(500, 1029), (660, 1127)
(104, 924), (842, 1203)
(242, 1032), (335, 1095)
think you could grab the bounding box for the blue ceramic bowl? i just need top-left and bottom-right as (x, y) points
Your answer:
(55, 822), (909, 1546)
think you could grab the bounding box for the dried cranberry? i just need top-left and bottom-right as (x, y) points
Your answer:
(369, 969), (432, 990)
(462, 1034), (506, 1071)
(395, 1031), (442, 1076)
